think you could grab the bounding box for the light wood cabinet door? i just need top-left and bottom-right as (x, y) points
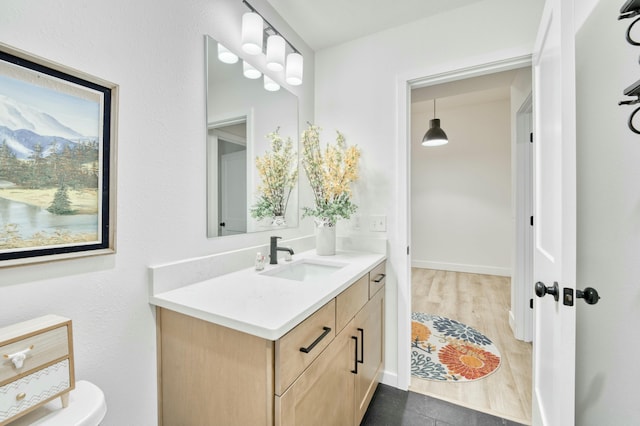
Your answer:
(354, 287), (385, 425)
(159, 308), (274, 426)
(275, 327), (355, 426)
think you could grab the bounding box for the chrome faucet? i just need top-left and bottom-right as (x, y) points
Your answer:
(270, 236), (294, 264)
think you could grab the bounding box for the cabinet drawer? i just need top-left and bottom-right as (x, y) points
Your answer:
(335, 275), (368, 333)
(275, 299), (336, 395)
(0, 325), (69, 385)
(368, 262), (386, 299)
(0, 359), (71, 424)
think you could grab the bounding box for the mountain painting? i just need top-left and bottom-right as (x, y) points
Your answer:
(0, 52), (109, 259)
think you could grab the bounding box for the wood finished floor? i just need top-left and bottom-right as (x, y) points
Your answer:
(410, 268), (532, 425)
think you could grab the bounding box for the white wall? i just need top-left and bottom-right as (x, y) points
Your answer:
(315, 0), (544, 385)
(411, 97), (512, 276)
(0, 1), (314, 424)
(575, 0), (640, 423)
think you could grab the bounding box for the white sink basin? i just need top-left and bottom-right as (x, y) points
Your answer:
(260, 259), (347, 282)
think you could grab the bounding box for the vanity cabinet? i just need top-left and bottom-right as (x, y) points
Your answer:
(157, 260), (385, 426)
(275, 267), (385, 426)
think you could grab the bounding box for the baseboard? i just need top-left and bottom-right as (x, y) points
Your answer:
(380, 370), (400, 389)
(411, 260), (511, 277)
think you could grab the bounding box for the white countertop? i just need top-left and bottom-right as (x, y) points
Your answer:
(149, 249), (386, 340)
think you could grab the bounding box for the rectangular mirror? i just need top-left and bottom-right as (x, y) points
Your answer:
(206, 35), (299, 238)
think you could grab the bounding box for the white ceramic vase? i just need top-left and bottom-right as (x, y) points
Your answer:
(272, 216), (286, 227)
(315, 220), (336, 256)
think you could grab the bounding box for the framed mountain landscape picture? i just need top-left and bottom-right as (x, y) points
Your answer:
(0, 43), (117, 267)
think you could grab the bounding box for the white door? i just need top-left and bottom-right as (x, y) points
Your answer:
(220, 150), (247, 236)
(532, 0), (577, 424)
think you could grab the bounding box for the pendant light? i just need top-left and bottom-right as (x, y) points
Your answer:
(241, 11), (263, 55)
(266, 34), (286, 71)
(421, 99), (449, 147)
(285, 52), (303, 86)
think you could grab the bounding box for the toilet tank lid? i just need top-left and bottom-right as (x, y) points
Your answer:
(8, 380), (107, 426)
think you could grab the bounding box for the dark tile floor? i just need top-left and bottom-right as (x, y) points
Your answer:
(361, 384), (526, 426)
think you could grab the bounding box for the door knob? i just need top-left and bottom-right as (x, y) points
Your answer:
(219, 222), (226, 227)
(576, 287), (600, 305)
(535, 281), (559, 301)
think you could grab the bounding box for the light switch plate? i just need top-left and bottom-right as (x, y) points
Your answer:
(370, 215), (386, 232)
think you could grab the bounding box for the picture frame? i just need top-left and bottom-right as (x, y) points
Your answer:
(0, 43), (117, 267)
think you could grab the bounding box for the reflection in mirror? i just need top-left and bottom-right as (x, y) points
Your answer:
(208, 118), (247, 236)
(206, 35), (299, 238)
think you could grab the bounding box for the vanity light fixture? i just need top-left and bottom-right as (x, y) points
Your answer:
(264, 75), (280, 92)
(217, 43), (239, 64)
(243, 60), (262, 79)
(421, 99), (449, 147)
(241, 0), (304, 86)
(241, 11), (264, 55)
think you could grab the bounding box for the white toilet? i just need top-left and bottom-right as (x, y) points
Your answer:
(8, 381), (107, 426)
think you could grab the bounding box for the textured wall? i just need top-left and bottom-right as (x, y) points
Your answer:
(575, 0), (640, 423)
(0, 1), (313, 424)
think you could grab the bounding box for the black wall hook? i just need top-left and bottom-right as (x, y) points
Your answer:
(620, 0), (640, 45)
(619, 79), (640, 133)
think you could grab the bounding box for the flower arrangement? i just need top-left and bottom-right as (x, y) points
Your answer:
(301, 124), (360, 226)
(250, 128), (298, 222)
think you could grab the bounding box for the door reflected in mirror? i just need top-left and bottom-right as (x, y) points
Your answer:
(208, 118), (247, 236)
(206, 35), (299, 238)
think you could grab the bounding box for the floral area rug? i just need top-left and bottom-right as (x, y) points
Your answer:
(411, 313), (501, 382)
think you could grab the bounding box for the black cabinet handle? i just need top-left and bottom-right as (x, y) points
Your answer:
(351, 336), (358, 374)
(357, 328), (364, 364)
(372, 274), (386, 283)
(299, 327), (331, 353)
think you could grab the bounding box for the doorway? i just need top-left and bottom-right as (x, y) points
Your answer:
(404, 63), (533, 423)
(207, 118), (248, 237)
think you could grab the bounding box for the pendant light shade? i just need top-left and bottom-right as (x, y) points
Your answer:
(264, 75), (280, 92)
(241, 12), (263, 55)
(285, 52), (303, 86)
(243, 61), (261, 79)
(422, 99), (449, 147)
(217, 43), (238, 64)
(266, 35), (286, 71)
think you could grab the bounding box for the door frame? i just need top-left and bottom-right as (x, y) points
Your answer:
(206, 113), (251, 237)
(394, 52), (532, 391)
(512, 95), (534, 342)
